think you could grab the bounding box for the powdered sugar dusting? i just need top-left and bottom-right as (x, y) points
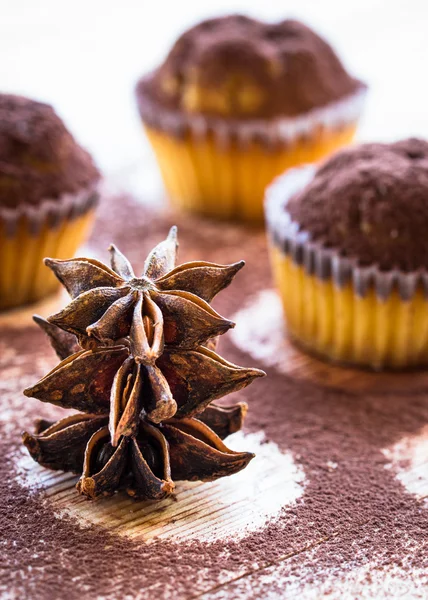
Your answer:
(382, 426), (428, 506)
(289, 563), (427, 600)
(211, 560), (428, 599)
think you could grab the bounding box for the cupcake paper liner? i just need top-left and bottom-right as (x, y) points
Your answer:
(265, 166), (428, 369)
(0, 186), (98, 238)
(146, 125), (360, 221)
(0, 186), (98, 311)
(137, 76), (367, 149)
(265, 166), (428, 301)
(137, 77), (366, 221)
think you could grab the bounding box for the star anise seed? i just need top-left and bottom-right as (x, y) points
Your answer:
(23, 228), (265, 501)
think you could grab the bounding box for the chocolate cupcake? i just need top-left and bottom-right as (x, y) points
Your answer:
(136, 15), (367, 222)
(265, 139), (428, 370)
(0, 94), (100, 311)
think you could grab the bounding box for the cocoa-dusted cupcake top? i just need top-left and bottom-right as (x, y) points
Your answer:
(0, 94), (100, 209)
(286, 139), (428, 272)
(138, 15), (364, 120)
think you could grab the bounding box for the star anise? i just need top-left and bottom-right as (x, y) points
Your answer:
(44, 227), (243, 358)
(23, 229), (265, 500)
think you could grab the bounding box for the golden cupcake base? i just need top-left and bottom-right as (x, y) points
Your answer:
(145, 124), (357, 223)
(0, 207), (95, 312)
(271, 247), (428, 370)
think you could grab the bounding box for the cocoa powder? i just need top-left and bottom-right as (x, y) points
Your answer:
(0, 94), (100, 208)
(0, 193), (427, 599)
(137, 15), (363, 120)
(287, 138), (428, 271)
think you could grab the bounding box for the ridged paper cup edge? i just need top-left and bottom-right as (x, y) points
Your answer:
(136, 76), (367, 150)
(0, 184), (100, 238)
(264, 165), (428, 301)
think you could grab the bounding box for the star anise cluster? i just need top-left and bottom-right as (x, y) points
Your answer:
(23, 228), (265, 500)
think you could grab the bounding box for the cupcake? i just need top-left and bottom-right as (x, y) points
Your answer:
(265, 139), (428, 370)
(0, 94), (100, 311)
(136, 15), (367, 222)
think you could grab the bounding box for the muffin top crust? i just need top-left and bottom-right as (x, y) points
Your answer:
(0, 94), (100, 209)
(138, 15), (363, 119)
(286, 138), (428, 272)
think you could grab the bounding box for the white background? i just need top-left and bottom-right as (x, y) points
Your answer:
(1, 0), (427, 197)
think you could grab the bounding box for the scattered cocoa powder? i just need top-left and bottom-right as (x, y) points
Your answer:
(0, 193), (427, 599)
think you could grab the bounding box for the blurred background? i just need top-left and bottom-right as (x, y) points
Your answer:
(1, 0), (426, 198)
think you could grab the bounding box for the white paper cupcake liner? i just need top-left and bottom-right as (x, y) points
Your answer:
(265, 166), (428, 301)
(136, 75), (367, 150)
(0, 185), (99, 238)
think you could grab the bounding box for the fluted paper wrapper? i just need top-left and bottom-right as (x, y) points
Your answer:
(137, 77), (366, 221)
(0, 187), (98, 238)
(0, 186), (99, 311)
(265, 166), (428, 301)
(137, 76), (367, 149)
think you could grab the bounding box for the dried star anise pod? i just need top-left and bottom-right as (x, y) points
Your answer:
(23, 229), (265, 500)
(44, 227), (243, 358)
